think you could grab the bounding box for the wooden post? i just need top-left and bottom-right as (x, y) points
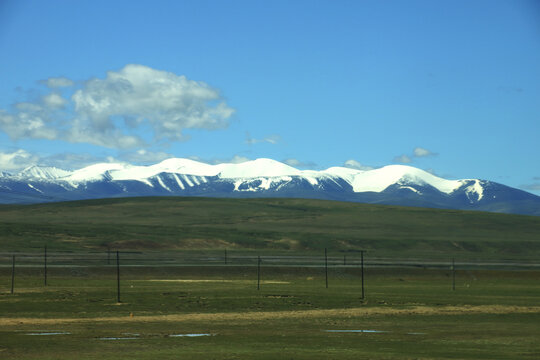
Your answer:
(11, 255), (15, 294)
(116, 251), (121, 303)
(107, 246), (110, 265)
(257, 256), (261, 290)
(452, 258), (455, 291)
(44, 245), (47, 286)
(343, 254), (346, 266)
(360, 250), (365, 299)
(224, 249), (227, 265)
(325, 248), (328, 289)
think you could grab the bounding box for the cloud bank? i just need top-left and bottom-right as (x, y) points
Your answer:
(0, 64), (235, 149)
(0, 150), (39, 171)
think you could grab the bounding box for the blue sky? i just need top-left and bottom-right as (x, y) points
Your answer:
(0, 0), (539, 194)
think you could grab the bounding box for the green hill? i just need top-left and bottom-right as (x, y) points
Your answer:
(1, 197), (539, 260)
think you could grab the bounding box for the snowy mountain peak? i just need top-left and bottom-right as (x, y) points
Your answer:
(153, 158), (220, 176)
(348, 165), (463, 194)
(66, 162), (130, 182)
(17, 166), (71, 180)
(1, 157), (538, 215)
(217, 158), (301, 179)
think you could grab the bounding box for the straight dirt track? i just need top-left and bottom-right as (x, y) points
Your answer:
(2, 305), (540, 326)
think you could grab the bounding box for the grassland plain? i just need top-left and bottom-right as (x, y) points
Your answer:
(1, 267), (540, 359)
(1, 197), (539, 359)
(1, 197), (539, 259)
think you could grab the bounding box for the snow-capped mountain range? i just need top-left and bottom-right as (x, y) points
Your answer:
(1, 158), (539, 215)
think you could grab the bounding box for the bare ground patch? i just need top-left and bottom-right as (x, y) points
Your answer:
(138, 279), (289, 284)
(1, 305), (539, 327)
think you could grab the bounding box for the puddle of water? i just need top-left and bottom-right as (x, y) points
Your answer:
(324, 330), (387, 333)
(407, 332), (427, 335)
(98, 337), (138, 340)
(168, 333), (214, 337)
(26, 332), (70, 336)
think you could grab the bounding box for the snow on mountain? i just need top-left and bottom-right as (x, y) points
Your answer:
(322, 167), (364, 183)
(464, 179), (485, 202)
(2, 157), (539, 216)
(2, 159), (468, 195)
(346, 165), (463, 194)
(59, 158), (301, 184)
(65, 163), (130, 182)
(110, 158), (302, 181)
(112, 158), (221, 180)
(217, 158), (301, 179)
(17, 166), (71, 180)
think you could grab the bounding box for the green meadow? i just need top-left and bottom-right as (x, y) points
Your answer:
(1, 197), (539, 359)
(1, 197), (539, 259)
(1, 266), (540, 359)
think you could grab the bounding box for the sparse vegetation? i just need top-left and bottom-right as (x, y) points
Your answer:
(1, 266), (540, 359)
(1, 197), (539, 359)
(0, 197), (539, 260)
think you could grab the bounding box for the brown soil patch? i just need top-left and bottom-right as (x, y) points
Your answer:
(139, 279), (289, 284)
(1, 305), (539, 327)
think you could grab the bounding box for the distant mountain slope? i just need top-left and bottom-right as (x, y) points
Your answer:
(1, 197), (539, 259)
(1, 158), (539, 215)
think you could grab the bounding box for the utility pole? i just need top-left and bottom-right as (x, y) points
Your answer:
(360, 250), (365, 299)
(116, 251), (121, 303)
(44, 245), (47, 286)
(257, 256), (261, 290)
(11, 255), (15, 294)
(452, 258), (455, 291)
(325, 248), (328, 289)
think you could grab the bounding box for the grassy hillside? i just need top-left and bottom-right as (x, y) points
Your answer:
(1, 196), (539, 259)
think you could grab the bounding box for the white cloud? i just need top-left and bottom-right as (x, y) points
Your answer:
(0, 106), (59, 140)
(393, 147), (437, 164)
(284, 159), (301, 167)
(66, 118), (145, 148)
(343, 159), (373, 170)
(283, 158), (316, 169)
(40, 77), (75, 88)
(119, 149), (173, 164)
(39, 152), (113, 170)
(0, 64), (235, 149)
(245, 132), (281, 145)
(228, 155), (250, 164)
(0, 150), (39, 171)
(192, 154), (251, 165)
(0, 150), (124, 172)
(42, 93), (68, 109)
(521, 177), (540, 192)
(71, 64), (234, 145)
(393, 154), (412, 163)
(413, 147), (437, 157)
(521, 183), (540, 191)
